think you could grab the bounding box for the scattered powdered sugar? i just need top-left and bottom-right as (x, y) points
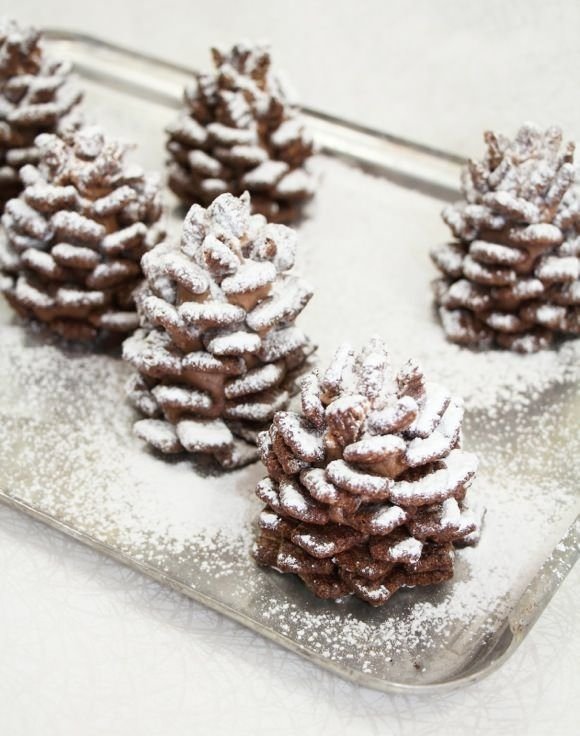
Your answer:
(224, 363), (284, 400)
(241, 160), (288, 187)
(0, 134), (578, 683)
(188, 150), (222, 177)
(221, 260), (277, 295)
(0, 324), (260, 556)
(274, 411), (324, 463)
(275, 169), (315, 196)
(278, 479), (311, 516)
(405, 398), (462, 466)
(390, 536), (423, 563)
(389, 449), (477, 506)
(327, 459), (392, 495)
(536, 255), (579, 281)
(206, 122), (257, 147)
(207, 330), (261, 356)
(369, 505), (408, 534)
(270, 118), (304, 148)
(296, 157), (580, 418)
(408, 382), (449, 437)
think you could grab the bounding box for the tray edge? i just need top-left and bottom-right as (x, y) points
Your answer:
(0, 488), (577, 694)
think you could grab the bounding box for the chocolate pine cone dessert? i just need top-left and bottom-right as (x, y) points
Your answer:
(0, 18), (83, 208)
(123, 191), (314, 469)
(431, 123), (580, 352)
(253, 339), (482, 607)
(0, 125), (165, 341)
(166, 43), (315, 224)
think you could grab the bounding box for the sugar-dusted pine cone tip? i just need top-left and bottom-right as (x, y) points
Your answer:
(0, 17), (83, 207)
(123, 191), (315, 470)
(166, 41), (315, 224)
(0, 124), (165, 341)
(432, 123), (580, 353)
(254, 338), (483, 606)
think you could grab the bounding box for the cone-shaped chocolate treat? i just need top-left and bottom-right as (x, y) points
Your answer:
(0, 125), (165, 341)
(123, 191), (314, 469)
(166, 43), (315, 224)
(0, 18), (83, 208)
(253, 339), (482, 606)
(432, 123), (580, 353)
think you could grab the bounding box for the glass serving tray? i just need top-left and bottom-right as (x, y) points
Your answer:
(0, 30), (578, 694)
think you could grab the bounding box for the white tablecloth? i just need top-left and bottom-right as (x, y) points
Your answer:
(1, 2), (579, 734)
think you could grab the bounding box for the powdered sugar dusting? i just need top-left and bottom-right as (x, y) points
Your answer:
(0, 324), (260, 555)
(0, 138), (578, 684)
(294, 158), (580, 419)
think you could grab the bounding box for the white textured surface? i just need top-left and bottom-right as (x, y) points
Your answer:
(0, 504), (578, 736)
(7, 0), (580, 156)
(1, 1), (580, 734)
